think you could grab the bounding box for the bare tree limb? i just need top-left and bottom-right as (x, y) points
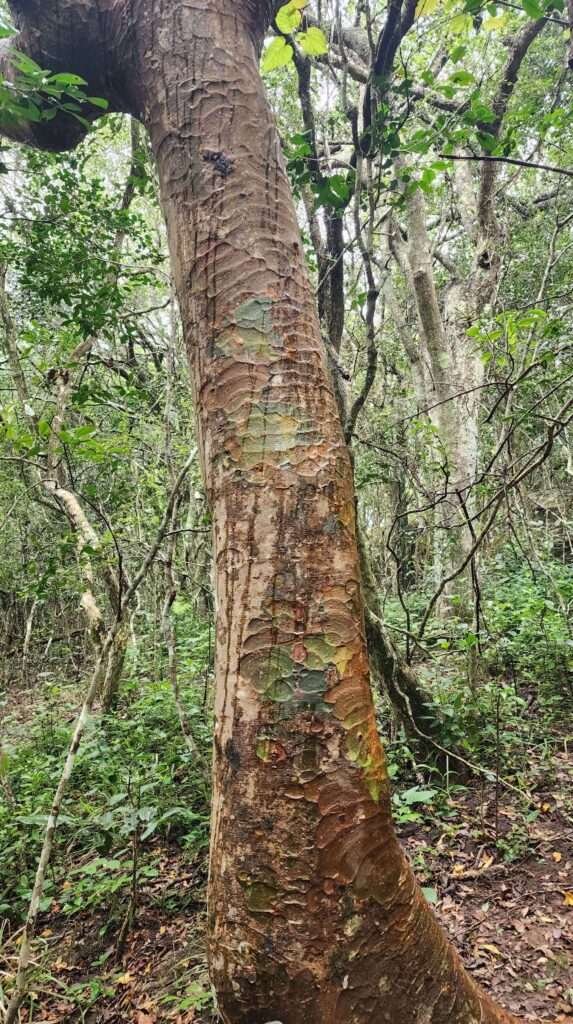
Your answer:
(441, 152), (573, 180)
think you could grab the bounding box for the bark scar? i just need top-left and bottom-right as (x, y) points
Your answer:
(225, 737), (241, 770)
(203, 149), (234, 177)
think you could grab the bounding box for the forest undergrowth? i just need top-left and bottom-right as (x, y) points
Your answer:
(1, 584), (572, 1024)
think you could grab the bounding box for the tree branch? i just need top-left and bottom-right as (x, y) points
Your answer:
(441, 151), (573, 180)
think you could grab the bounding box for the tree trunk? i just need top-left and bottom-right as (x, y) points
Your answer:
(100, 622), (130, 711)
(0, 2), (523, 1022)
(139, 7), (517, 1022)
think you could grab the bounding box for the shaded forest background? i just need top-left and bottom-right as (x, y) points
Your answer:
(0, 0), (572, 1018)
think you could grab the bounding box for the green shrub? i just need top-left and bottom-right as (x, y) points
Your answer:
(0, 678), (211, 923)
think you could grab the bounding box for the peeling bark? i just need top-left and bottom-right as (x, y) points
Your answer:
(0, 2), (525, 1022)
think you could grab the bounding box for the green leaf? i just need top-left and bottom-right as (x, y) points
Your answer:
(521, 0), (544, 15)
(12, 52), (45, 77)
(422, 887), (438, 904)
(276, 0), (303, 33)
(449, 69), (475, 86)
(401, 786), (437, 805)
(416, 0), (441, 15)
(0, 24), (16, 39)
(482, 13), (510, 29)
(450, 44), (467, 61)
(469, 97), (497, 123)
(19, 101), (42, 123)
(261, 36), (294, 72)
(448, 12), (472, 33)
(297, 26), (328, 56)
(87, 96), (109, 110)
(172, 599), (191, 616)
(418, 167), (436, 193)
(314, 172), (351, 209)
(49, 72), (88, 87)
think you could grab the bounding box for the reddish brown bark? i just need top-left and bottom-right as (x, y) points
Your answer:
(1, 2), (529, 1022)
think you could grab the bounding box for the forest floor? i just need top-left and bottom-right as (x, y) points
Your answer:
(2, 758), (571, 1024)
(1, 684), (572, 1024)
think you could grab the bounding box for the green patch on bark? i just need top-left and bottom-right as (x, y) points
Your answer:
(256, 735), (273, 761)
(240, 400), (320, 466)
(255, 734), (286, 763)
(216, 297), (283, 361)
(241, 642), (335, 715)
(304, 636), (338, 670)
(235, 297), (278, 337)
(345, 729), (387, 802)
(242, 647), (292, 695)
(245, 880), (278, 914)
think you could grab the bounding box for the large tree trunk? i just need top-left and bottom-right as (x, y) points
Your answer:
(139, 7), (517, 1022)
(1, 2), (521, 1022)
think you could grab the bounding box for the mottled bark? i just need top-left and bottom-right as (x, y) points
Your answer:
(1, 2), (523, 1022)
